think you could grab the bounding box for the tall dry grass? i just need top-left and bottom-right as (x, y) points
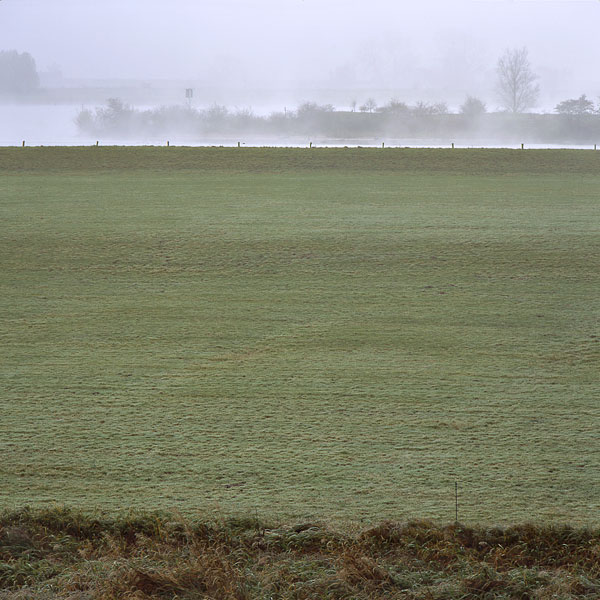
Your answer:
(1, 508), (599, 598)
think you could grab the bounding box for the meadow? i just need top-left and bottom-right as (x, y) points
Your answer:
(1, 147), (599, 526)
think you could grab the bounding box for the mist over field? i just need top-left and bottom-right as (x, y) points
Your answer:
(0, 0), (599, 144)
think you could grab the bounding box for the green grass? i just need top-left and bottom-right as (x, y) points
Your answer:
(1, 148), (598, 525)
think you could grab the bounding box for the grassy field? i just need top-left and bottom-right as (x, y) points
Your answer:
(1, 147), (598, 525)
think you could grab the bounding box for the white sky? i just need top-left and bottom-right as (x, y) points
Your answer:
(1, 0), (599, 104)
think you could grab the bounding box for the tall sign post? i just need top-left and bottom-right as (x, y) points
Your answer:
(185, 88), (194, 108)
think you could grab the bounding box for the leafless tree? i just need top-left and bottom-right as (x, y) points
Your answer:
(496, 47), (539, 113)
(412, 101), (448, 116)
(359, 98), (377, 113)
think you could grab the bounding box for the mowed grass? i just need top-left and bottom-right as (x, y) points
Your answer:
(1, 148), (598, 525)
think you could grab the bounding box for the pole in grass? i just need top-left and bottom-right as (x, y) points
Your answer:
(455, 482), (458, 524)
(309, 141), (312, 148)
(382, 142), (385, 148)
(452, 142), (454, 149)
(22, 140), (25, 147)
(167, 140), (170, 147)
(237, 141), (240, 148)
(521, 143), (524, 150)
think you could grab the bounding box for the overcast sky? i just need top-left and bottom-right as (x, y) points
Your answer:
(1, 0), (599, 106)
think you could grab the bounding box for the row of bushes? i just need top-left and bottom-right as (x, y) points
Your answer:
(76, 99), (600, 142)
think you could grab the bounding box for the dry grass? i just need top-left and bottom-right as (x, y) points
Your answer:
(1, 508), (600, 598)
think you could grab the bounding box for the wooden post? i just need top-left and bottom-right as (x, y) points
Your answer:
(451, 142), (454, 149)
(96, 141), (99, 146)
(521, 143), (524, 150)
(22, 140), (25, 147)
(382, 142), (385, 148)
(237, 141), (240, 148)
(309, 141), (312, 148)
(167, 141), (170, 147)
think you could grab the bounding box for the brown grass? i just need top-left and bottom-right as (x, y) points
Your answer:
(1, 508), (599, 598)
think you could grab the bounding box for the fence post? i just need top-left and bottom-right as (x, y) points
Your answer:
(455, 482), (458, 524)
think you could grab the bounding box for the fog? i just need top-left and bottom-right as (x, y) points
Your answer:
(1, 0), (599, 145)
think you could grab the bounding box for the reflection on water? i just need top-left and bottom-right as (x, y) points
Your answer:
(0, 104), (595, 150)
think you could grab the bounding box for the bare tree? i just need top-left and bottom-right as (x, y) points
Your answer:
(496, 47), (539, 113)
(412, 101), (448, 116)
(359, 98), (377, 113)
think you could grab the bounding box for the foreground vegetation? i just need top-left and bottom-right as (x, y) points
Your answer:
(1, 507), (600, 599)
(1, 148), (599, 526)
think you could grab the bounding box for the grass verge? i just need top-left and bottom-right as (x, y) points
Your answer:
(1, 507), (600, 599)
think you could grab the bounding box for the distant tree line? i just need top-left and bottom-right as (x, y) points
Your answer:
(74, 97), (460, 140)
(74, 47), (600, 143)
(76, 94), (600, 143)
(3, 45), (599, 142)
(0, 50), (39, 94)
